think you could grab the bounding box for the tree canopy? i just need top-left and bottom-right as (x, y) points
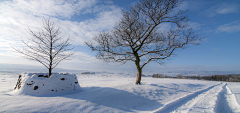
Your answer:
(12, 18), (74, 77)
(86, 0), (201, 84)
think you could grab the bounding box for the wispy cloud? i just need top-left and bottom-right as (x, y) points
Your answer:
(203, 3), (239, 18)
(215, 3), (239, 14)
(0, 0), (123, 69)
(103, 0), (113, 5)
(187, 21), (201, 29)
(0, 0), (122, 48)
(48, 51), (136, 72)
(216, 21), (240, 33)
(57, 7), (122, 45)
(1, 0), (98, 18)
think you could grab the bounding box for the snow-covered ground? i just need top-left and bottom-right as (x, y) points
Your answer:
(0, 73), (240, 113)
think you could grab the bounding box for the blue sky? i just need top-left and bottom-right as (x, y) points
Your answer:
(0, 0), (239, 75)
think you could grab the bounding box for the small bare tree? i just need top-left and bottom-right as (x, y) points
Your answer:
(12, 18), (74, 77)
(86, 0), (201, 84)
(177, 74), (183, 79)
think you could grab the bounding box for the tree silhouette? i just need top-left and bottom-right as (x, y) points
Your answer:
(86, 0), (201, 84)
(12, 18), (74, 77)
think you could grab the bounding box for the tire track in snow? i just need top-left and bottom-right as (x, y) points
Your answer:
(225, 84), (240, 113)
(215, 83), (232, 113)
(172, 83), (225, 113)
(153, 83), (222, 113)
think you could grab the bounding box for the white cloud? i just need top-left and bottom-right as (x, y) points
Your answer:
(216, 21), (240, 33)
(0, 0), (122, 47)
(203, 3), (239, 17)
(0, 0), (123, 70)
(3, 0), (98, 18)
(104, 0), (113, 5)
(55, 51), (137, 73)
(174, 0), (189, 11)
(0, 48), (136, 73)
(187, 22), (201, 29)
(56, 7), (122, 45)
(216, 3), (239, 14)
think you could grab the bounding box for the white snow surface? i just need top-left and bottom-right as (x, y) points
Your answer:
(0, 73), (240, 113)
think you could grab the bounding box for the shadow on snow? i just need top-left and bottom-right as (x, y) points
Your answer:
(61, 87), (163, 112)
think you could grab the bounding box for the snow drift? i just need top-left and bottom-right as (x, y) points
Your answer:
(11, 73), (80, 96)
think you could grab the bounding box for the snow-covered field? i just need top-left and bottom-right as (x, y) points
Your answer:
(0, 73), (240, 113)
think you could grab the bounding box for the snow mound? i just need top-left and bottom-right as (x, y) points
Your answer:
(12, 73), (80, 96)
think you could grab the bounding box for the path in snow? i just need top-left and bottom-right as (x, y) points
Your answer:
(215, 84), (232, 113)
(225, 84), (240, 112)
(153, 82), (240, 113)
(154, 83), (223, 113)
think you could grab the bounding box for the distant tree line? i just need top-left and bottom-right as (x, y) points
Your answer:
(81, 72), (95, 74)
(201, 74), (240, 82)
(152, 73), (240, 82)
(152, 73), (177, 78)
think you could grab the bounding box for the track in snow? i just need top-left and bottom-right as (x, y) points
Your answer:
(215, 84), (232, 113)
(154, 83), (223, 113)
(224, 84), (240, 112)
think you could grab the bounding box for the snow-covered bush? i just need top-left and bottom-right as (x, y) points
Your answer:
(13, 73), (80, 96)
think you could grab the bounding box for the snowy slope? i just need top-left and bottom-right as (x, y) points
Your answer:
(0, 73), (240, 113)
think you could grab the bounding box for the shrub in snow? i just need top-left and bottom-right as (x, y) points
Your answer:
(13, 73), (80, 96)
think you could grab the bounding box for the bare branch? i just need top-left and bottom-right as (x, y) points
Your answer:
(12, 18), (74, 77)
(85, 0), (201, 84)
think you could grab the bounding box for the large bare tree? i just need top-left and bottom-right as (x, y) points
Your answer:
(12, 18), (74, 77)
(86, 0), (201, 84)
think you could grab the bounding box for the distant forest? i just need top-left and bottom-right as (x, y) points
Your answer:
(152, 73), (240, 82)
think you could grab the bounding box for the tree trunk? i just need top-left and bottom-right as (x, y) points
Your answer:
(134, 52), (142, 84)
(49, 68), (52, 78)
(49, 36), (53, 78)
(135, 56), (142, 84)
(136, 67), (142, 84)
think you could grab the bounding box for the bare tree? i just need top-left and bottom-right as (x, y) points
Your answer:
(12, 18), (74, 77)
(86, 0), (201, 84)
(177, 74), (183, 79)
